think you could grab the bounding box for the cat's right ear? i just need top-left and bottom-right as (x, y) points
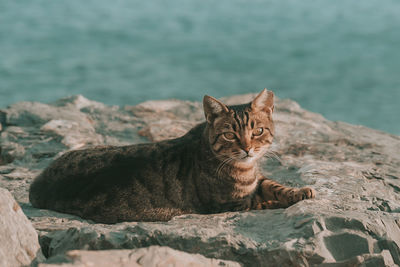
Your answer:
(203, 95), (229, 124)
(251, 88), (274, 114)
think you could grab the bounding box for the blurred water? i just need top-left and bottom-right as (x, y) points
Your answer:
(0, 0), (399, 134)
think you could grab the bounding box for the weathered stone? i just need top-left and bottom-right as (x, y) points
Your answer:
(39, 246), (240, 267)
(52, 95), (106, 110)
(127, 99), (203, 142)
(1, 93), (400, 266)
(0, 187), (43, 267)
(40, 119), (103, 150)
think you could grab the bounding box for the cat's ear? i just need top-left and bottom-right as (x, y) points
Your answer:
(203, 95), (229, 124)
(251, 88), (274, 113)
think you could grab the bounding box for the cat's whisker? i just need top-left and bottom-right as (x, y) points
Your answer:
(205, 153), (227, 162)
(215, 158), (227, 175)
(263, 150), (282, 163)
(216, 157), (234, 179)
(216, 157), (231, 174)
(268, 150), (281, 160)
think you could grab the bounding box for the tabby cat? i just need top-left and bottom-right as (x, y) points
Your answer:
(29, 89), (315, 223)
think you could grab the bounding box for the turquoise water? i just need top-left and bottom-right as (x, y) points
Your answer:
(0, 0), (399, 134)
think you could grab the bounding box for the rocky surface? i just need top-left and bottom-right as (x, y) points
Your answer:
(40, 246), (240, 267)
(1, 93), (400, 266)
(0, 187), (44, 267)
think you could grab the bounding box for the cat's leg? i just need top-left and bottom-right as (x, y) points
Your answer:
(258, 178), (316, 208)
(252, 194), (285, 209)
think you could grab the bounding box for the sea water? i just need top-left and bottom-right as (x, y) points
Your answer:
(0, 0), (399, 134)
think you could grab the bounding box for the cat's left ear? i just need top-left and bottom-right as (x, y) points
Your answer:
(251, 88), (274, 113)
(203, 95), (229, 124)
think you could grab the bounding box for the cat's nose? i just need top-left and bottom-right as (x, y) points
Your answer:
(240, 139), (252, 155)
(243, 147), (255, 157)
(243, 147), (251, 154)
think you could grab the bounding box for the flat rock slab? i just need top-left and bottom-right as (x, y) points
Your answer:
(0, 187), (43, 267)
(1, 94), (400, 266)
(40, 246), (240, 267)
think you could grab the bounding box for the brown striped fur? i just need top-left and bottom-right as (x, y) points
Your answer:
(29, 89), (315, 223)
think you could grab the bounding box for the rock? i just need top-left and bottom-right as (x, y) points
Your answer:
(40, 119), (103, 150)
(39, 246), (240, 267)
(52, 95), (106, 110)
(127, 99), (203, 142)
(0, 187), (43, 267)
(1, 93), (400, 266)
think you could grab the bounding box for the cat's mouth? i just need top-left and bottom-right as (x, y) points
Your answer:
(240, 150), (256, 160)
(237, 154), (256, 162)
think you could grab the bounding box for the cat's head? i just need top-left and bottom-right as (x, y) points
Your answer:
(203, 89), (275, 166)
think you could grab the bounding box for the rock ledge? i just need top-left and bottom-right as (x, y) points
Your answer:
(1, 94), (400, 266)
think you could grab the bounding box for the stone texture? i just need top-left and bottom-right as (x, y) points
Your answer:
(0, 187), (43, 267)
(1, 93), (400, 266)
(39, 246), (240, 267)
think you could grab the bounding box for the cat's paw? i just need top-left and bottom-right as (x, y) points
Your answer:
(289, 187), (316, 204)
(298, 187), (316, 200)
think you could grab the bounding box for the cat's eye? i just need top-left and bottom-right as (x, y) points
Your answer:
(253, 127), (263, 136)
(223, 132), (236, 140)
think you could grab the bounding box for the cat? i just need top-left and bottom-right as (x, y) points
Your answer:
(29, 89), (315, 223)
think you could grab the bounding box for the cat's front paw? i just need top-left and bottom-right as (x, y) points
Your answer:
(299, 187), (316, 200)
(289, 187), (316, 204)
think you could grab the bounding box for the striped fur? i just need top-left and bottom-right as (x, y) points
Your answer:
(29, 89), (315, 223)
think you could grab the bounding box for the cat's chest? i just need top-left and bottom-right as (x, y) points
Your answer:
(231, 177), (258, 199)
(228, 168), (258, 198)
(212, 180), (256, 212)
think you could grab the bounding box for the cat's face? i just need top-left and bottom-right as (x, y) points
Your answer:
(203, 89), (275, 166)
